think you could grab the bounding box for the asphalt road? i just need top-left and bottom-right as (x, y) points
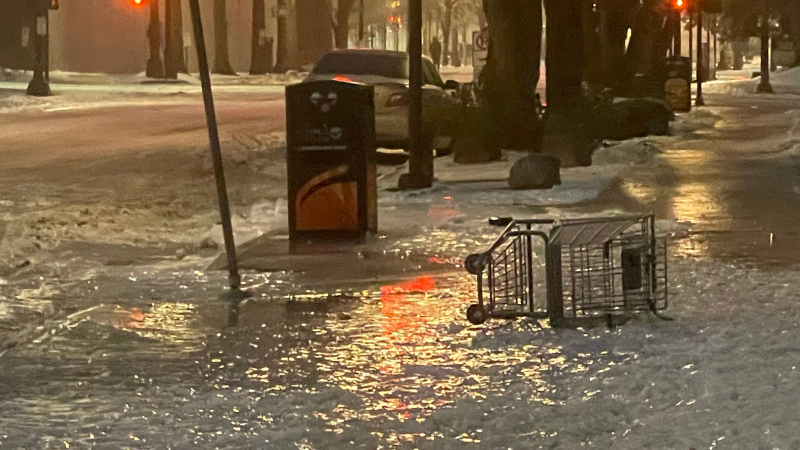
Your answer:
(0, 88), (286, 170)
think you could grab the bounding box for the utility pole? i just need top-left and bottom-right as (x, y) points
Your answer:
(757, 5), (773, 93)
(398, 0), (430, 189)
(696, 0), (705, 106)
(274, 0), (289, 72)
(146, 0), (164, 78)
(27, 1), (51, 96)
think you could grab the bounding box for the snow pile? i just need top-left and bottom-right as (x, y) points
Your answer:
(592, 138), (661, 165)
(706, 66), (800, 95)
(776, 111), (800, 158)
(195, 133), (286, 176)
(670, 107), (721, 134)
(3, 69), (307, 87)
(206, 199), (289, 247)
(0, 93), (53, 114)
(380, 153), (627, 207)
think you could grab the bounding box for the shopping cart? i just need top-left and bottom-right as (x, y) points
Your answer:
(464, 214), (668, 326)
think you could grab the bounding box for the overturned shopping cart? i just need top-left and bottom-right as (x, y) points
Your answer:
(464, 214), (668, 327)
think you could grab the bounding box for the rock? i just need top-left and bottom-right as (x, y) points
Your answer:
(592, 97), (674, 141)
(508, 154), (561, 190)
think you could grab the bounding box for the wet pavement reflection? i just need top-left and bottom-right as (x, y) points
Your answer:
(590, 95), (800, 268)
(3, 94), (800, 447)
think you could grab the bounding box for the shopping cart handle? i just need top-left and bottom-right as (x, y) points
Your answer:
(489, 217), (514, 227)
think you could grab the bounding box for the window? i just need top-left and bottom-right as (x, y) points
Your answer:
(312, 53), (408, 79)
(422, 59), (444, 87)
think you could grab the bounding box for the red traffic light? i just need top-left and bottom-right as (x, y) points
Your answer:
(673, 0), (689, 11)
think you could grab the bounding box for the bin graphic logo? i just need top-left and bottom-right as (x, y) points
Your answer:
(295, 165), (359, 231)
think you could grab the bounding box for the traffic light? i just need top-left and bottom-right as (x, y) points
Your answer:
(672, 0), (689, 12)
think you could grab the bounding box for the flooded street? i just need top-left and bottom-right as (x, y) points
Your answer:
(4, 93), (800, 448)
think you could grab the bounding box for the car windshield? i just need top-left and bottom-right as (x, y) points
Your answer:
(312, 53), (408, 79)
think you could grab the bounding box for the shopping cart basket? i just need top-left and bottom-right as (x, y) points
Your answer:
(464, 214), (668, 326)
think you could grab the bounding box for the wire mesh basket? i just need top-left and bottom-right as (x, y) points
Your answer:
(464, 215), (668, 326)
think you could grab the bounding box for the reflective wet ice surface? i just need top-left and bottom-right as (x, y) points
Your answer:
(0, 258), (570, 448)
(6, 95), (800, 448)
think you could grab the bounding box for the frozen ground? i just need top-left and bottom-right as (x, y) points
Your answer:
(2, 85), (800, 448)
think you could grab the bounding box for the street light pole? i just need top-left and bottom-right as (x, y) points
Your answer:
(399, 0), (430, 190)
(757, 4), (773, 93)
(696, 0), (705, 106)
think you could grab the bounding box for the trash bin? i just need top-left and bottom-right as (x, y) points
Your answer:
(285, 80), (377, 241)
(665, 56), (692, 112)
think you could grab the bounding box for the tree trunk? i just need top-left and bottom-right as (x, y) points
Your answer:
(544, 0), (584, 117)
(274, 0), (289, 72)
(451, 27), (461, 66)
(784, 2), (800, 66)
(582, 0), (603, 91)
(481, 0), (543, 151)
(251, 0), (272, 74)
(146, 1), (164, 79)
(598, 0), (631, 94)
(442, 0), (454, 66)
(213, 0), (236, 75)
(333, 0), (356, 49)
(164, 0), (187, 78)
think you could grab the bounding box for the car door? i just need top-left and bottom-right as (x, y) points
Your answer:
(421, 59), (457, 145)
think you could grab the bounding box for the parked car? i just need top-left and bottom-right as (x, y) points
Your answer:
(304, 49), (459, 155)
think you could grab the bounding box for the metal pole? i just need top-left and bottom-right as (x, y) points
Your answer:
(399, 0), (430, 189)
(188, 0), (242, 291)
(757, 8), (773, 93)
(696, 2), (705, 106)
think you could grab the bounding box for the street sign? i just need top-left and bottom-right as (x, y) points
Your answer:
(472, 30), (488, 82)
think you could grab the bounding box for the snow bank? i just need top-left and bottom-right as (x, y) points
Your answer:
(194, 133), (287, 176)
(0, 93), (54, 114)
(380, 153), (626, 207)
(705, 66), (800, 96)
(206, 199), (288, 247)
(670, 107), (721, 134)
(771, 110), (800, 159)
(592, 138), (661, 165)
(2, 69), (307, 87)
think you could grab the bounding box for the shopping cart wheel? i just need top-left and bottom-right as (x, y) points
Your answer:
(467, 304), (488, 325)
(489, 217), (513, 227)
(464, 253), (485, 276)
